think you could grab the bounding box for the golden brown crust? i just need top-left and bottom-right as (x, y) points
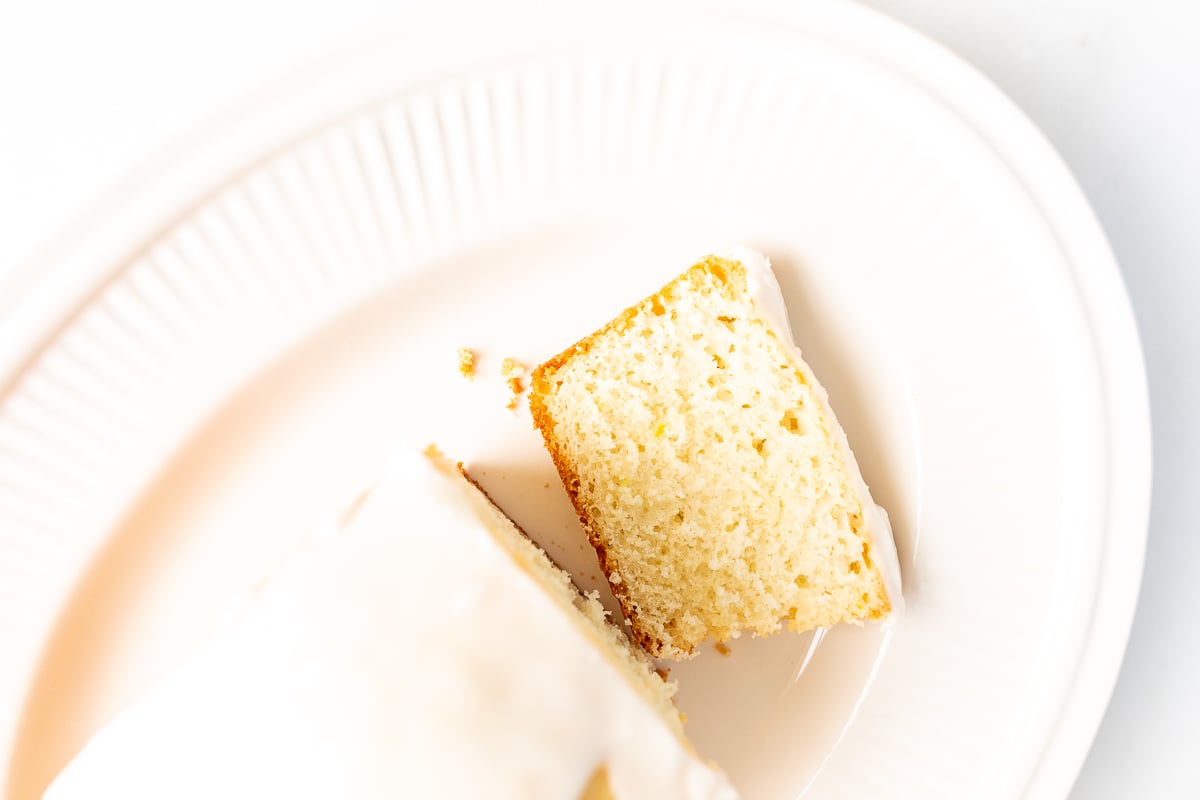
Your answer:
(528, 259), (744, 658)
(529, 384), (664, 655)
(529, 258), (740, 398)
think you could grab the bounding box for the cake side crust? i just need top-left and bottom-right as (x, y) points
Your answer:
(529, 258), (745, 658)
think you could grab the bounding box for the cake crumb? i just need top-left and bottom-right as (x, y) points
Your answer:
(654, 667), (671, 681)
(456, 348), (476, 380)
(715, 642), (731, 656)
(502, 357), (526, 410)
(501, 357), (524, 378)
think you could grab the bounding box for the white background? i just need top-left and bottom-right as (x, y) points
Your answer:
(0, 1), (1195, 797)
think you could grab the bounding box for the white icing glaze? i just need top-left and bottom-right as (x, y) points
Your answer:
(45, 449), (736, 800)
(723, 247), (905, 615)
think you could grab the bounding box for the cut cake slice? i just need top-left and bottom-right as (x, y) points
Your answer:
(529, 250), (901, 660)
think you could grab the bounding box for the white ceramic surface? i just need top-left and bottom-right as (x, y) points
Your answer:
(0, 3), (1149, 799)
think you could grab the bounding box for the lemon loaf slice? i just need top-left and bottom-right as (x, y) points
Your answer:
(530, 250), (902, 660)
(45, 447), (736, 800)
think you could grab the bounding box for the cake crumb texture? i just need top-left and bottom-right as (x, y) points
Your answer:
(529, 256), (891, 659)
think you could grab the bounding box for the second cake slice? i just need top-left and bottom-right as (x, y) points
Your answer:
(530, 250), (901, 660)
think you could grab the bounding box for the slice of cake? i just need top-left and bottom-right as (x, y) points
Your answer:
(44, 447), (736, 800)
(529, 249), (902, 660)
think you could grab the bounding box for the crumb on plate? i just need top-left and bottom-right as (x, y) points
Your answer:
(502, 357), (526, 410)
(501, 357), (525, 380)
(456, 348), (476, 380)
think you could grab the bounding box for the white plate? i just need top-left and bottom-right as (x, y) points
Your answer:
(0, 2), (1149, 798)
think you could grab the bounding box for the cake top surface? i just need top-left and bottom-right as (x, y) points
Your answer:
(45, 448), (735, 800)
